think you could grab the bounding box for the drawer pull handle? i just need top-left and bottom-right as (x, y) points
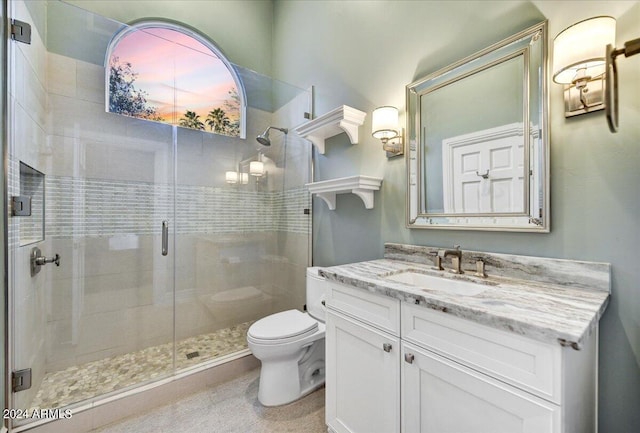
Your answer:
(383, 343), (392, 352)
(404, 353), (415, 364)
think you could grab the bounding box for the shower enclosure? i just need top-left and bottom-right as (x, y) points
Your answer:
(5, 0), (312, 429)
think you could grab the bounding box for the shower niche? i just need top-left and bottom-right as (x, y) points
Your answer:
(15, 162), (44, 246)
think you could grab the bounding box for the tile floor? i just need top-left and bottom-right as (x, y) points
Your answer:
(31, 321), (253, 410)
(92, 368), (326, 433)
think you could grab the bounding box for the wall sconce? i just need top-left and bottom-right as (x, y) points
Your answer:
(553, 16), (615, 117)
(240, 172), (249, 185)
(372, 106), (404, 157)
(249, 161), (264, 177)
(553, 16), (640, 132)
(225, 171), (238, 184)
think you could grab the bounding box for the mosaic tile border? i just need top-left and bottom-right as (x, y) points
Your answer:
(43, 176), (311, 238)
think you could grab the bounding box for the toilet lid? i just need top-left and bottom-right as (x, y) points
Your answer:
(248, 309), (318, 341)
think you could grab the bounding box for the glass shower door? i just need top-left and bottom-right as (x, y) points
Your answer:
(6, 0), (313, 428)
(7, 0), (176, 422)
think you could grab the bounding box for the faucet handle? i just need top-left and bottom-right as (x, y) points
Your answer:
(429, 251), (444, 270)
(475, 259), (487, 278)
(450, 256), (463, 274)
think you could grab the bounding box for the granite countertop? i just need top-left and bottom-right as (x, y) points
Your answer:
(319, 245), (611, 349)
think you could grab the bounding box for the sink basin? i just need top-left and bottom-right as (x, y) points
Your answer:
(384, 271), (487, 296)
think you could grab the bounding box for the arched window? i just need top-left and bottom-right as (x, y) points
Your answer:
(105, 20), (246, 138)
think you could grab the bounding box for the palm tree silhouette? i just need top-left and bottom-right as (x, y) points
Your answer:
(179, 110), (205, 130)
(206, 108), (230, 133)
(223, 88), (241, 136)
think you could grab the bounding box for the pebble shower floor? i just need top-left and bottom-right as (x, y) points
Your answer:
(30, 321), (253, 410)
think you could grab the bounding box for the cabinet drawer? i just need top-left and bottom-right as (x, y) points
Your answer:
(326, 281), (400, 336)
(402, 303), (562, 403)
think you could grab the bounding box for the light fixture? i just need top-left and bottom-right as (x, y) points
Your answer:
(241, 172), (249, 185)
(372, 106), (404, 157)
(249, 161), (264, 177)
(225, 171), (238, 184)
(553, 16), (640, 132)
(553, 16), (615, 117)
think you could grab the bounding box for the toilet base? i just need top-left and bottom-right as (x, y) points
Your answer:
(257, 338), (325, 406)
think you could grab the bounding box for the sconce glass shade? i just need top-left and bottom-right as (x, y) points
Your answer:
(372, 106), (399, 139)
(249, 161), (264, 177)
(241, 173), (249, 184)
(553, 16), (616, 84)
(225, 171), (238, 184)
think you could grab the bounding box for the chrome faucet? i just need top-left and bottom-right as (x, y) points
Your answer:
(438, 245), (463, 274)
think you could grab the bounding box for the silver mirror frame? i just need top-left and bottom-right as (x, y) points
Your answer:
(406, 21), (549, 232)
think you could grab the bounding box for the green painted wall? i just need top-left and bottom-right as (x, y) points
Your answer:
(273, 1), (640, 431)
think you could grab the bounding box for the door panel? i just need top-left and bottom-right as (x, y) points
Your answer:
(326, 310), (400, 433)
(402, 342), (560, 433)
(7, 0), (176, 420)
(443, 123), (525, 214)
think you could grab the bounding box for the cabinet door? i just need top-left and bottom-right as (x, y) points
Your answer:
(326, 310), (400, 433)
(401, 342), (560, 433)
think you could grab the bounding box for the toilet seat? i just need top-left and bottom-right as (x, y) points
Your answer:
(248, 309), (319, 345)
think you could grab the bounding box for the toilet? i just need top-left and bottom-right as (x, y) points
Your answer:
(247, 267), (326, 406)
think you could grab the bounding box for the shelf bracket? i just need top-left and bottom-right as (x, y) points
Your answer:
(316, 192), (337, 210)
(306, 175), (382, 210)
(294, 105), (367, 154)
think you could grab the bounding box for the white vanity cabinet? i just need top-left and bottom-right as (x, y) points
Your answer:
(325, 281), (599, 433)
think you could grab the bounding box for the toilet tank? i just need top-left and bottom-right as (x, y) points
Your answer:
(306, 267), (327, 322)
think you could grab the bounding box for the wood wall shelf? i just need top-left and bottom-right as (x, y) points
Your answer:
(306, 175), (383, 210)
(294, 105), (367, 154)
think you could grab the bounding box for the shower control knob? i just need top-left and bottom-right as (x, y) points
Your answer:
(35, 253), (60, 267)
(30, 247), (61, 276)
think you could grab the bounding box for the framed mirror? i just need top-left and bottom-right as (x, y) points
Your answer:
(406, 21), (549, 232)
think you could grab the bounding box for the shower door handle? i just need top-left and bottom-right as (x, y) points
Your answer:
(162, 220), (169, 256)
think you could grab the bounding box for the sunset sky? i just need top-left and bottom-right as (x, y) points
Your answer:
(110, 27), (238, 124)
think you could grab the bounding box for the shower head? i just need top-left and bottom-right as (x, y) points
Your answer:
(256, 126), (288, 146)
(256, 133), (271, 146)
